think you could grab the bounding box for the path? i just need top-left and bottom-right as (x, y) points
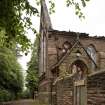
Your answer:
(1, 99), (37, 105)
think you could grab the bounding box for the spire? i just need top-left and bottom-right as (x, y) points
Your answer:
(40, 0), (52, 30)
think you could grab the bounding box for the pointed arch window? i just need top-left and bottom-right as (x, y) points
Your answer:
(86, 44), (97, 63)
(86, 44), (97, 70)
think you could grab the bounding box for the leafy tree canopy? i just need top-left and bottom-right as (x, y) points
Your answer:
(65, 0), (90, 18)
(47, 0), (90, 18)
(0, 47), (23, 101)
(0, 0), (39, 52)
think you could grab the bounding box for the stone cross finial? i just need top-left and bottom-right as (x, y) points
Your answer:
(77, 32), (80, 41)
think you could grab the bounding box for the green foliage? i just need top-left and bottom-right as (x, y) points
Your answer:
(66, 0), (90, 19)
(0, 89), (12, 102)
(26, 34), (39, 98)
(0, 0), (39, 52)
(19, 89), (30, 99)
(49, 0), (55, 14)
(49, 0), (90, 19)
(0, 47), (23, 101)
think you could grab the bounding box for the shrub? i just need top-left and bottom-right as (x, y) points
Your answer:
(0, 89), (12, 102)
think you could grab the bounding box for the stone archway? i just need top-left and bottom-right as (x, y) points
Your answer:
(71, 60), (88, 75)
(71, 60), (87, 105)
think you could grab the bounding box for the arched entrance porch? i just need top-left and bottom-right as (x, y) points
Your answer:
(71, 60), (88, 105)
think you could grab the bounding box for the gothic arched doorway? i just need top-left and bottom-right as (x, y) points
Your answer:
(71, 60), (87, 105)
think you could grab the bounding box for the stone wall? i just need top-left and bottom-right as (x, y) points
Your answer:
(53, 78), (73, 105)
(48, 31), (105, 70)
(87, 71), (105, 105)
(51, 71), (105, 105)
(38, 79), (51, 105)
(39, 30), (105, 105)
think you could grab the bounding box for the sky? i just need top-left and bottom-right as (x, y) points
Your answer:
(50, 0), (105, 36)
(18, 0), (105, 72)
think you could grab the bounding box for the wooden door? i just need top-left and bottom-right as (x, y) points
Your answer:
(73, 69), (87, 105)
(74, 80), (87, 105)
(71, 62), (87, 105)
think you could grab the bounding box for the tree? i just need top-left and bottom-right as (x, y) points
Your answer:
(0, 0), (39, 52)
(26, 34), (39, 98)
(0, 47), (23, 101)
(46, 0), (90, 18)
(65, 0), (90, 18)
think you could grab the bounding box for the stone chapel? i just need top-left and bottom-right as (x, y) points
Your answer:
(38, 0), (105, 105)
